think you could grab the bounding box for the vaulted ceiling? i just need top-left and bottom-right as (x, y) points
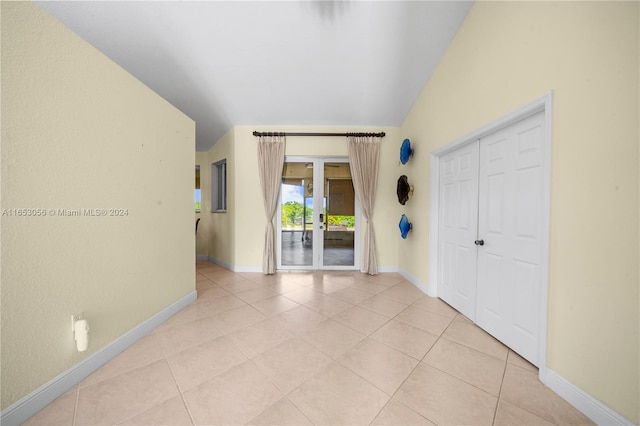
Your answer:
(37, 1), (473, 151)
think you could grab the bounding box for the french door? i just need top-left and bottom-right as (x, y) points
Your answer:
(438, 111), (546, 366)
(277, 157), (359, 270)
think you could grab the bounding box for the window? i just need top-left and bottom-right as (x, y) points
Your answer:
(212, 159), (227, 211)
(195, 166), (201, 212)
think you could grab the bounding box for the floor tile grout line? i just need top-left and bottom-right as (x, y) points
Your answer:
(353, 295), (443, 361)
(71, 385), (79, 426)
(243, 305), (399, 424)
(433, 333), (509, 364)
(329, 359), (397, 424)
(73, 333), (169, 392)
(94, 357), (185, 426)
(278, 374), (322, 425)
(279, 395), (316, 426)
(286, 358), (379, 425)
(435, 314), (511, 363)
(179, 392), (197, 426)
(179, 339), (252, 392)
(171, 331), (252, 426)
(491, 349), (510, 425)
(417, 313), (510, 402)
(418, 360), (504, 406)
(419, 313), (456, 362)
(315, 303), (436, 424)
(497, 362), (562, 425)
(408, 301), (459, 319)
(367, 355), (434, 425)
(330, 307), (392, 337)
(366, 331), (431, 363)
(245, 353), (301, 422)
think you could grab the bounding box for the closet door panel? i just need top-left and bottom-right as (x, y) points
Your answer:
(476, 112), (545, 366)
(437, 141), (479, 320)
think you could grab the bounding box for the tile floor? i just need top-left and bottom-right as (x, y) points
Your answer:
(24, 261), (594, 425)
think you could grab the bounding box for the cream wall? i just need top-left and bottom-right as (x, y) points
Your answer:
(199, 128), (235, 266)
(231, 125), (400, 271)
(400, 1), (639, 422)
(1, 2), (195, 410)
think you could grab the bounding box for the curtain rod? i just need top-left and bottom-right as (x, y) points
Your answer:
(252, 131), (386, 138)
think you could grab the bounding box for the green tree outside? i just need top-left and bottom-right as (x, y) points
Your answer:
(282, 201), (304, 227)
(281, 201), (353, 229)
(328, 215), (355, 228)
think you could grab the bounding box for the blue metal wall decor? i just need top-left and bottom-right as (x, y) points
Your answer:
(400, 138), (414, 165)
(399, 214), (412, 239)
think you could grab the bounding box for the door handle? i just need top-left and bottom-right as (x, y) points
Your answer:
(319, 213), (324, 222)
(474, 239), (485, 246)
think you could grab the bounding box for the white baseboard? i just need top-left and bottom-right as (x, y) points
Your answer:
(232, 265), (263, 273)
(543, 368), (635, 426)
(376, 265), (399, 273)
(206, 256), (234, 271)
(205, 256), (262, 273)
(399, 267), (435, 297)
(205, 259), (401, 275)
(0, 290), (197, 426)
(195, 254), (209, 261)
(209, 258), (401, 275)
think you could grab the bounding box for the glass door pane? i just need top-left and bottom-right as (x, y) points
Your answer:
(280, 162), (313, 267)
(323, 162), (355, 267)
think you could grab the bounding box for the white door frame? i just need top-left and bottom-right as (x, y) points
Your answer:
(428, 92), (553, 381)
(277, 155), (361, 271)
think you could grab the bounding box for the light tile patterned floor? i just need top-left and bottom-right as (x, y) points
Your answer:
(24, 261), (594, 425)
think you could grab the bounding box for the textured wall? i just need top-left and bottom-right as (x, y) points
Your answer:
(1, 2), (195, 409)
(400, 1), (639, 422)
(201, 128), (235, 266)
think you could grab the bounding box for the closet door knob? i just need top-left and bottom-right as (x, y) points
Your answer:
(474, 239), (485, 246)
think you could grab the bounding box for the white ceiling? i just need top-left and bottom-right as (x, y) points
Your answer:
(37, 1), (473, 151)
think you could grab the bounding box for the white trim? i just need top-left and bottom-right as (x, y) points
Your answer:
(204, 256), (262, 273)
(399, 267), (434, 297)
(207, 256), (264, 273)
(0, 290), (197, 426)
(538, 92), (554, 380)
(428, 92), (553, 376)
(231, 265), (263, 273)
(375, 265), (399, 273)
(427, 150), (441, 297)
(544, 369), (635, 426)
(195, 254), (209, 261)
(207, 255), (233, 271)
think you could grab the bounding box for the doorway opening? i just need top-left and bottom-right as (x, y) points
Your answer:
(277, 157), (359, 270)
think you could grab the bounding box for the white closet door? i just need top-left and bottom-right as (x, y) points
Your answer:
(476, 111), (545, 366)
(437, 141), (479, 321)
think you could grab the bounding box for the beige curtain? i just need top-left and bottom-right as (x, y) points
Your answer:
(347, 135), (380, 275)
(257, 135), (285, 274)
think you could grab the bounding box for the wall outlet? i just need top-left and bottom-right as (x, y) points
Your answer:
(71, 311), (84, 332)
